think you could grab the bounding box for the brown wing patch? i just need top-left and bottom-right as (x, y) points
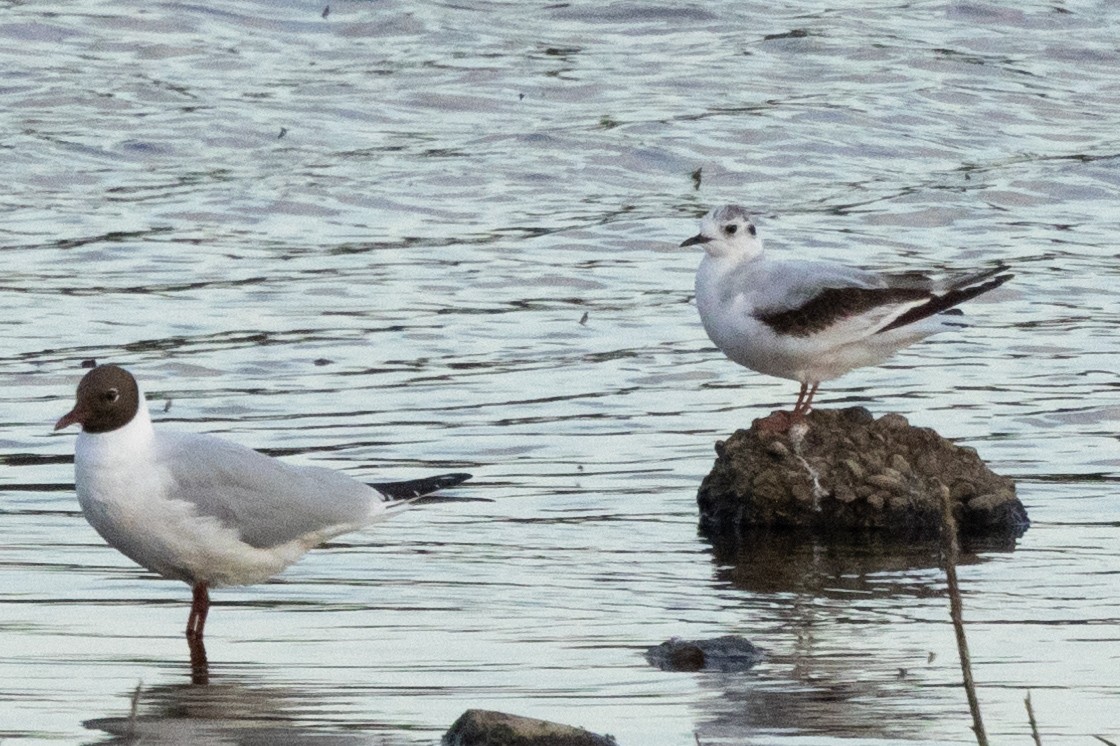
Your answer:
(757, 287), (931, 337)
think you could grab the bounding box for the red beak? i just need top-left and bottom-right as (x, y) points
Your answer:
(55, 406), (84, 431)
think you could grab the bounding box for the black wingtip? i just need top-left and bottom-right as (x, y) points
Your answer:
(879, 271), (1012, 334)
(370, 472), (472, 500)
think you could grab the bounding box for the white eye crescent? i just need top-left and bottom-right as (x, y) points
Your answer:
(105, 388), (120, 403)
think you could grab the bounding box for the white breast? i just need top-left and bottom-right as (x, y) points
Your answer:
(74, 405), (307, 587)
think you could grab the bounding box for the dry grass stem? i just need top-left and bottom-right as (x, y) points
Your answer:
(1025, 690), (1042, 745)
(939, 483), (989, 746)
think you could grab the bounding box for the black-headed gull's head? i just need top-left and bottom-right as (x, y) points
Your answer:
(55, 364), (141, 434)
(680, 204), (762, 260)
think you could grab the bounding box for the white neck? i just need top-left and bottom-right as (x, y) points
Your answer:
(705, 237), (763, 263)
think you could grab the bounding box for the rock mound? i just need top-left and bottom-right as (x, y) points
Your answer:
(444, 709), (616, 746)
(698, 407), (1027, 541)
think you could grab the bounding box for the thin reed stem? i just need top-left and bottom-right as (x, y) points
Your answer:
(127, 680), (142, 738)
(1025, 689), (1042, 745)
(939, 483), (989, 746)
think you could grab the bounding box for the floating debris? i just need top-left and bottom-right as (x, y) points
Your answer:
(646, 635), (764, 672)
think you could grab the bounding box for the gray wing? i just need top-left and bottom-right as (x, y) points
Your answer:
(741, 258), (891, 315)
(156, 431), (381, 549)
(745, 260), (1010, 337)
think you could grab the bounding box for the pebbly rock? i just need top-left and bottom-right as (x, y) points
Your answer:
(444, 709), (617, 746)
(697, 407), (1028, 541)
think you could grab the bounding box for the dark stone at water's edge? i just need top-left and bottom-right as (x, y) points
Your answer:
(698, 407), (1028, 542)
(645, 635), (764, 672)
(444, 709), (617, 746)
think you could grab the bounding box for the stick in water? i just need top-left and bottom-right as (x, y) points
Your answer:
(939, 482), (989, 746)
(1025, 690), (1042, 746)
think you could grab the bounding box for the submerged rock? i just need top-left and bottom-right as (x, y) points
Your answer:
(645, 635), (764, 672)
(444, 709), (617, 746)
(698, 407), (1027, 541)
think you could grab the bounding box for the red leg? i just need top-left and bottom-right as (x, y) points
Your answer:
(795, 382), (820, 415)
(792, 381), (809, 413)
(186, 583), (210, 641)
(757, 381), (820, 434)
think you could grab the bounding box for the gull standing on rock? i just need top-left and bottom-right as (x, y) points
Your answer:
(681, 204), (1011, 423)
(55, 364), (471, 644)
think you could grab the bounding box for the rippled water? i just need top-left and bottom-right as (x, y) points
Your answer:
(2, 0), (1119, 743)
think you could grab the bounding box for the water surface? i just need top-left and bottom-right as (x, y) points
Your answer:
(2, 1), (1119, 743)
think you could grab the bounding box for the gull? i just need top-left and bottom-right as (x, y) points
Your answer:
(55, 364), (470, 644)
(681, 204), (1011, 421)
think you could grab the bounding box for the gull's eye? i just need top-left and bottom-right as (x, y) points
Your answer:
(725, 224), (738, 235)
(748, 224), (757, 237)
(104, 388), (120, 404)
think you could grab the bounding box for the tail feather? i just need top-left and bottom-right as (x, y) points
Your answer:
(938, 263), (1011, 292)
(371, 472), (472, 501)
(881, 262), (1009, 292)
(878, 272), (1012, 333)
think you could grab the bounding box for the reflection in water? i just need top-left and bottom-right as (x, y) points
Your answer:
(189, 637), (208, 686)
(707, 529), (1013, 596)
(3, 0), (1120, 741)
(691, 532), (1018, 742)
(84, 674), (410, 745)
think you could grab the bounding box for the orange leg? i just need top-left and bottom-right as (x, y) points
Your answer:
(186, 583), (211, 641)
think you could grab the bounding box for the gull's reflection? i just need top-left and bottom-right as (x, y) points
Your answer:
(706, 528), (989, 596)
(688, 530), (1017, 742)
(189, 637), (207, 686)
(83, 669), (421, 745)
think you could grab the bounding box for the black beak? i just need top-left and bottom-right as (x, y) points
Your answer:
(680, 233), (711, 247)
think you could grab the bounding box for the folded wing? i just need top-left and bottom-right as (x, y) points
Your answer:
(750, 260), (1011, 343)
(157, 432), (382, 549)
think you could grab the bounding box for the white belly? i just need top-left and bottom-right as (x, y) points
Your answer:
(75, 441), (306, 587)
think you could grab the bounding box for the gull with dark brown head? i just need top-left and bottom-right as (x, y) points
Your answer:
(681, 205), (1011, 422)
(55, 364), (470, 645)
